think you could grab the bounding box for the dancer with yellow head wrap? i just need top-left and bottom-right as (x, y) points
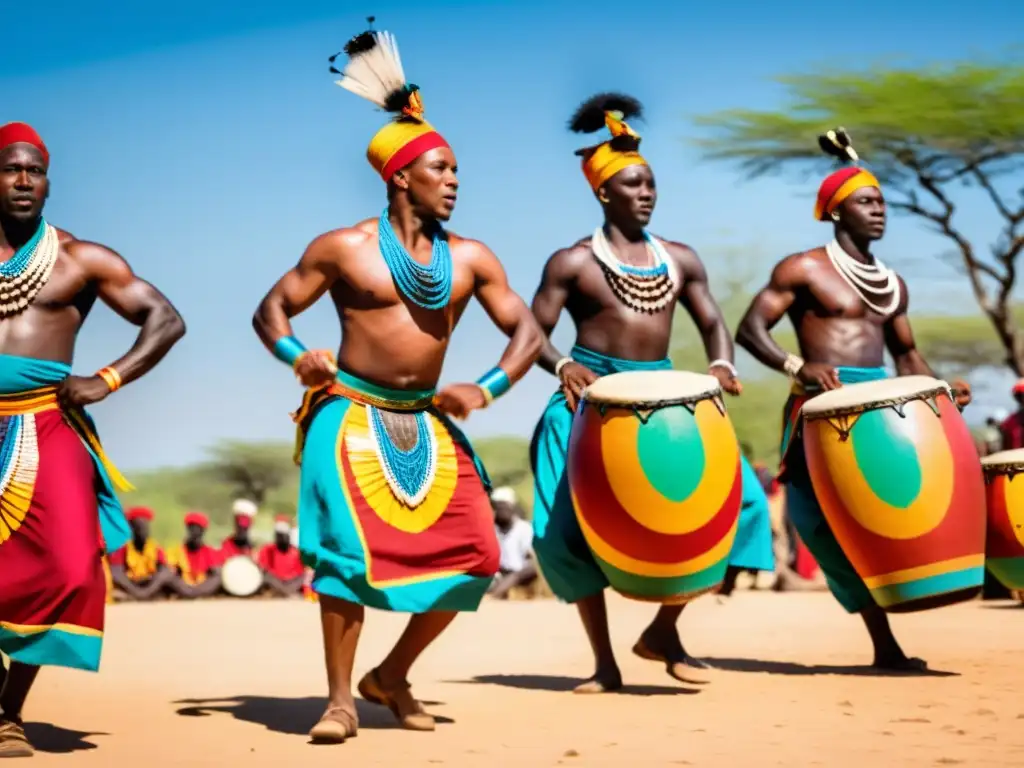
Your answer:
(253, 21), (543, 744)
(734, 128), (972, 671)
(527, 93), (775, 694)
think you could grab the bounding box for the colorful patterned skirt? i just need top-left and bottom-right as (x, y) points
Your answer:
(293, 372), (499, 613)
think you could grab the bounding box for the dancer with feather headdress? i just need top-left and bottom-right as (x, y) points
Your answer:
(734, 129), (972, 671)
(527, 93), (775, 693)
(252, 22), (542, 742)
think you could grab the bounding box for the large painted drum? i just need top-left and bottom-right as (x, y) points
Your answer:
(980, 449), (1024, 590)
(567, 370), (743, 604)
(800, 375), (986, 612)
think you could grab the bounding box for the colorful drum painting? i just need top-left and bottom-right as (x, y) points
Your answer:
(981, 449), (1024, 590)
(801, 375), (986, 612)
(567, 370), (742, 604)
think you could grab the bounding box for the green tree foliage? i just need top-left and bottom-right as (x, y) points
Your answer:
(692, 61), (1024, 371)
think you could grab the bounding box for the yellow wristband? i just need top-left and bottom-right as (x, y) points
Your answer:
(96, 366), (123, 392)
(477, 384), (495, 407)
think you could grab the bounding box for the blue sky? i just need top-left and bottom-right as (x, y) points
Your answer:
(2, 0), (1020, 468)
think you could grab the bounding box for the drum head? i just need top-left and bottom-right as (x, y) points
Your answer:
(981, 448), (1024, 472)
(801, 375), (950, 419)
(583, 370), (720, 406)
(221, 555), (263, 597)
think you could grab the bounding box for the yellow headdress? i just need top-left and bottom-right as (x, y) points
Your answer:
(329, 22), (450, 181)
(569, 92), (648, 191)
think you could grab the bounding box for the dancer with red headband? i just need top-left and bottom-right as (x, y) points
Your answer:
(0, 123), (185, 756)
(252, 24), (541, 744)
(734, 128), (971, 671)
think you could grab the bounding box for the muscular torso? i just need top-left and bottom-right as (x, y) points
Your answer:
(330, 219), (478, 390)
(788, 247), (904, 368)
(558, 236), (688, 361)
(0, 229), (98, 363)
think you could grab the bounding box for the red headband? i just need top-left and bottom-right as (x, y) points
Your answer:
(184, 511), (209, 529)
(0, 122), (49, 165)
(126, 506), (154, 521)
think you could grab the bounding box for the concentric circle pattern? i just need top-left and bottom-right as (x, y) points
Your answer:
(983, 469), (1024, 589)
(803, 393), (986, 609)
(568, 394), (742, 603)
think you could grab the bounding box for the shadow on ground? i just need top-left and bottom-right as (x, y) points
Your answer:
(173, 695), (453, 736)
(700, 657), (959, 678)
(23, 722), (107, 754)
(450, 674), (700, 696)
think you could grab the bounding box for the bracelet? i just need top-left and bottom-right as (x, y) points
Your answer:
(708, 359), (738, 378)
(783, 354), (805, 378)
(476, 366), (511, 407)
(96, 366), (123, 392)
(273, 335), (308, 368)
(554, 357), (572, 376)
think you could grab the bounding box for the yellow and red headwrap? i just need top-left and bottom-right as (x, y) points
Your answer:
(814, 166), (880, 221)
(579, 111), (648, 192)
(366, 91), (451, 181)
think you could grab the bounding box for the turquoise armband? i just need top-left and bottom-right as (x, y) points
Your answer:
(476, 366), (511, 406)
(273, 335), (308, 368)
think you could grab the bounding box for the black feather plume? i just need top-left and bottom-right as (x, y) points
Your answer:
(817, 127), (859, 164)
(568, 92), (643, 134)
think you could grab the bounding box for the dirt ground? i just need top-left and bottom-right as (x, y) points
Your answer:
(18, 592), (1024, 767)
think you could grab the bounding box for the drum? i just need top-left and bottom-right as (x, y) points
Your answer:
(980, 449), (1024, 590)
(800, 375), (985, 612)
(221, 555), (264, 597)
(567, 370), (743, 604)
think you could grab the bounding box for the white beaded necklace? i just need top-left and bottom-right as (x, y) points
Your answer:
(825, 239), (901, 316)
(591, 227), (679, 314)
(0, 222), (59, 319)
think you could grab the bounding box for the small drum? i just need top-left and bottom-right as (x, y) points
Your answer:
(221, 555), (264, 597)
(567, 370), (743, 604)
(980, 449), (1024, 590)
(800, 375), (985, 612)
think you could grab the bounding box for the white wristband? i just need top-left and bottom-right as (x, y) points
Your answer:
(708, 359), (738, 378)
(554, 357), (573, 376)
(783, 354), (805, 378)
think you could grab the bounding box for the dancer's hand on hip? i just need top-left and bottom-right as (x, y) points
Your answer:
(434, 383), (488, 420)
(559, 362), (598, 412)
(58, 375), (112, 409)
(294, 350), (337, 388)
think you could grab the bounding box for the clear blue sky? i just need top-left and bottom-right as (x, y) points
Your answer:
(2, 0), (1020, 469)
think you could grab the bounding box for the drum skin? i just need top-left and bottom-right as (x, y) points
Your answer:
(567, 390), (742, 604)
(221, 555), (264, 597)
(982, 460), (1024, 590)
(803, 390), (985, 612)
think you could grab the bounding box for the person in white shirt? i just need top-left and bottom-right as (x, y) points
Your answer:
(489, 487), (538, 599)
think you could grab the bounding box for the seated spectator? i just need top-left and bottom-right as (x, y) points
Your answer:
(109, 507), (174, 601)
(980, 409), (1008, 457)
(220, 498), (257, 559)
(257, 516), (305, 597)
(999, 382), (1024, 450)
(487, 487), (538, 599)
(165, 512), (223, 598)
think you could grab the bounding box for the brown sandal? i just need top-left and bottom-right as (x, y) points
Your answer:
(308, 706), (358, 743)
(357, 668), (435, 731)
(0, 718), (33, 758)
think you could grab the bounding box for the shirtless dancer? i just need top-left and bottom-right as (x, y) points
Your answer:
(530, 94), (775, 693)
(252, 27), (542, 742)
(0, 123), (186, 756)
(735, 130), (971, 670)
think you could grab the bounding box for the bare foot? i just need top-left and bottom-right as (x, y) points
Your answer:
(633, 632), (712, 685)
(0, 718), (33, 758)
(573, 667), (622, 694)
(872, 655), (929, 674)
(358, 669), (435, 731)
(309, 705), (358, 744)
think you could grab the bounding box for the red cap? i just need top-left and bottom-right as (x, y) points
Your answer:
(1012, 379), (1024, 395)
(126, 506), (154, 521)
(184, 511), (209, 529)
(0, 122), (49, 165)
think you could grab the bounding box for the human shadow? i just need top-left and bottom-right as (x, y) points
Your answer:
(173, 695), (453, 737)
(450, 674), (700, 696)
(981, 602), (1024, 610)
(700, 657), (958, 678)
(22, 722), (107, 754)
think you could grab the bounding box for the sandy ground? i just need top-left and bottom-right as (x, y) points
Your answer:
(16, 592), (1024, 767)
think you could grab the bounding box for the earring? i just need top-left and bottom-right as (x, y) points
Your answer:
(831, 211), (840, 222)
(598, 194), (610, 204)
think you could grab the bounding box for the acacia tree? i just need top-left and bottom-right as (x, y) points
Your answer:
(200, 440), (297, 507)
(692, 62), (1024, 372)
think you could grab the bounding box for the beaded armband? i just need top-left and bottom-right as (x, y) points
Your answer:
(476, 366), (512, 407)
(96, 366), (123, 392)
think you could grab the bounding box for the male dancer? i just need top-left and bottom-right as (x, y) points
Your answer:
(529, 94), (775, 693)
(0, 122), (186, 756)
(735, 130), (971, 670)
(252, 27), (542, 743)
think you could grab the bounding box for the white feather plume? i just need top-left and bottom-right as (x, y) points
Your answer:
(334, 31), (409, 110)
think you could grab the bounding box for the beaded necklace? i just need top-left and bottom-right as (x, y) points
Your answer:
(825, 239), (901, 316)
(591, 226), (678, 314)
(378, 207), (452, 310)
(0, 218), (59, 319)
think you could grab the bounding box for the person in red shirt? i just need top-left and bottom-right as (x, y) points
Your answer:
(165, 512), (223, 598)
(999, 381), (1024, 450)
(220, 499), (257, 560)
(257, 516), (305, 597)
(109, 507), (174, 600)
